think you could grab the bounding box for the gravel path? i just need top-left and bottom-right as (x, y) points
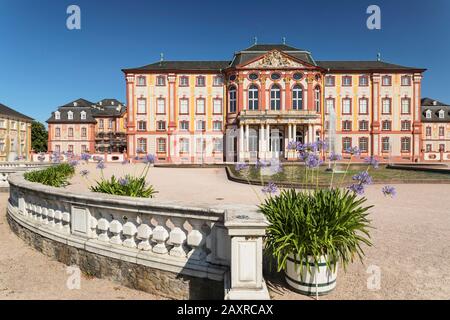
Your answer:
(1, 164), (449, 299)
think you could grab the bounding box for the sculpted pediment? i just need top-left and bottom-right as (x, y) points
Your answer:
(244, 51), (304, 69)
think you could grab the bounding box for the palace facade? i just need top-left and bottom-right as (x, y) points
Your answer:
(0, 102), (33, 161)
(421, 97), (450, 161)
(47, 98), (127, 155)
(122, 43), (428, 163)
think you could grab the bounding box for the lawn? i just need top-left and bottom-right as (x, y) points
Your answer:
(228, 164), (450, 187)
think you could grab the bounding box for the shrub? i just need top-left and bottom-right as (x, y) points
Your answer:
(89, 174), (156, 198)
(24, 163), (75, 187)
(260, 188), (373, 275)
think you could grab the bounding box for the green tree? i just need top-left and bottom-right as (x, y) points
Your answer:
(31, 121), (48, 153)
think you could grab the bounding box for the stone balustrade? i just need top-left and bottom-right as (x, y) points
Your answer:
(7, 172), (270, 300)
(0, 163), (51, 189)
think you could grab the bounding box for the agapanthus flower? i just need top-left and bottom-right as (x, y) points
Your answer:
(305, 153), (322, 168)
(348, 183), (365, 195)
(317, 140), (329, 151)
(80, 169), (89, 177)
(287, 141), (298, 151)
(235, 162), (249, 172)
(118, 177), (129, 186)
(382, 185), (396, 198)
(352, 171), (373, 185)
(262, 182), (278, 195)
(81, 153), (91, 161)
(329, 152), (342, 162)
(51, 152), (61, 163)
(346, 146), (361, 156)
(143, 154), (156, 164)
(93, 156), (104, 162)
(69, 160), (79, 167)
(136, 147), (144, 154)
(295, 142), (305, 152)
(304, 142), (319, 153)
(96, 161), (106, 170)
(364, 156), (379, 169)
(255, 159), (268, 169)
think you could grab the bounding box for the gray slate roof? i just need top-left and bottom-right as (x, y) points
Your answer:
(421, 97), (450, 122)
(47, 98), (126, 124)
(0, 102), (33, 121)
(316, 61), (425, 72)
(123, 61), (230, 72)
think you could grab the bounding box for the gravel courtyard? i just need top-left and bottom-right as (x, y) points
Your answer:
(1, 164), (450, 299)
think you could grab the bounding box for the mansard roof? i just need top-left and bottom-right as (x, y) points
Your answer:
(46, 98), (126, 124)
(122, 61), (230, 73)
(316, 61), (426, 72)
(421, 97), (450, 122)
(0, 102), (33, 121)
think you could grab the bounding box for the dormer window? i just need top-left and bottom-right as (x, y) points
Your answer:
(439, 110), (445, 119)
(425, 110), (432, 119)
(55, 111), (60, 120)
(67, 111), (73, 120)
(80, 111), (86, 120)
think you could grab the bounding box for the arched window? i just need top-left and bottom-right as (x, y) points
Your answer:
(248, 85), (259, 110)
(314, 86), (321, 113)
(270, 85), (281, 110)
(292, 85), (303, 110)
(229, 86), (237, 113)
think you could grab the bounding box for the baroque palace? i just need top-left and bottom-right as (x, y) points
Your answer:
(46, 43), (450, 163)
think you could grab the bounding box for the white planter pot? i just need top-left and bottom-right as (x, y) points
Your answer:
(285, 254), (338, 296)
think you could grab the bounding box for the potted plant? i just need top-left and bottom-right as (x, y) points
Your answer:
(260, 187), (372, 296)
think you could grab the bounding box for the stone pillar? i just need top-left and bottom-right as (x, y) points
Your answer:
(258, 124), (264, 158)
(239, 125), (244, 161)
(245, 124), (249, 155)
(266, 124), (270, 159)
(125, 74), (135, 158)
(293, 124), (297, 141)
(224, 207), (270, 300)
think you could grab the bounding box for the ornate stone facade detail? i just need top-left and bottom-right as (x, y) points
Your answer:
(246, 50), (304, 69)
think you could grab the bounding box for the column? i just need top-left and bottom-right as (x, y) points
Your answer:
(239, 125), (244, 161)
(293, 124), (297, 142)
(245, 124), (249, 155)
(307, 74), (314, 111)
(125, 74), (135, 158)
(259, 124), (264, 158)
(266, 124), (270, 159)
(371, 74), (381, 157)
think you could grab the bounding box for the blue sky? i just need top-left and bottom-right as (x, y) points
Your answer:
(1, 0), (449, 124)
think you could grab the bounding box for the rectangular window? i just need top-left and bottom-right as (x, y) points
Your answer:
(196, 120), (206, 131)
(157, 99), (165, 114)
(359, 75), (369, 87)
(401, 98), (411, 114)
(229, 88), (237, 113)
(426, 144), (432, 152)
(81, 145), (87, 153)
(213, 99), (222, 114)
(382, 75), (392, 86)
(179, 98), (189, 115)
(359, 98), (368, 114)
(81, 127), (87, 137)
(401, 121), (411, 131)
(401, 137), (411, 152)
(180, 138), (189, 153)
(196, 138), (206, 153)
(0, 120), (5, 128)
(137, 121), (147, 131)
(213, 121), (222, 131)
(342, 137), (352, 151)
(179, 121), (189, 131)
(157, 121), (166, 131)
(382, 98), (391, 114)
(426, 127), (431, 136)
(439, 144), (445, 152)
(108, 119), (113, 129)
(382, 121), (391, 131)
(137, 99), (147, 114)
(342, 120), (352, 131)
(325, 99), (334, 114)
(439, 127), (445, 136)
(99, 119), (104, 129)
(157, 138), (166, 153)
(213, 76), (223, 86)
(342, 98), (352, 114)
(196, 99), (205, 114)
(325, 76), (335, 86)
(137, 76), (146, 86)
(55, 145), (60, 153)
(382, 137), (390, 152)
(68, 145), (74, 152)
(137, 139), (147, 153)
(196, 76), (206, 87)
(359, 120), (369, 131)
(342, 76), (352, 86)
(213, 138), (223, 152)
(0, 139), (5, 152)
(179, 76), (189, 87)
(68, 127), (74, 137)
(156, 76), (166, 86)
(401, 75), (411, 86)
(359, 137), (368, 152)
(55, 127), (61, 137)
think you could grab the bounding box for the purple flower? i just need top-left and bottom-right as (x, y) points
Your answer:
(255, 159), (268, 169)
(317, 140), (328, 151)
(348, 183), (365, 195)
(51, 152), (61, 163)
(69, 160), (79, 167)
(143, 154), (156, 164)
(80, 169), (89, 177)
(96, 161), (106, 170)
(235, 162), (249, 172)
(118, 177), (129, 186)
(304, 142), (319, 153)
(346, 146), (361, 156)
(352, 171), (373, 185)
(305, 153), (322, 168)
(93, 156), (104, 162)
(364, 156), (379, 169)
(329, 152), (342, 162)
(287, 141), (298, 151)
(81, 153), (91, 161)
(134, 156), (140, 161)
(262, 182), (278, 195)
(382, 185), (396, 198)
(136, 147), (144, 154)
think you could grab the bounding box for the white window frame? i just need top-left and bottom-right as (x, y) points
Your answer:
(292, 85), (303, 110)
(359, 99), (368, 114)
(213, 99), (222, 114)
(270, 85), (281, 110)
(67, 111), (73, 120)
(157, 99), (165, 114)
(229, 87), (237, 113)
(196, 99), (205, 114)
